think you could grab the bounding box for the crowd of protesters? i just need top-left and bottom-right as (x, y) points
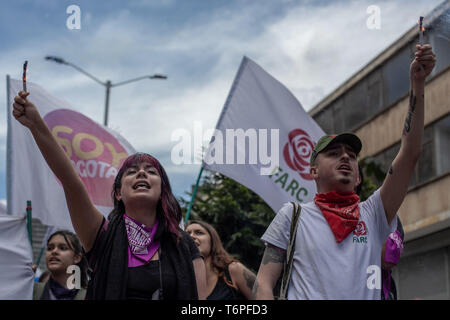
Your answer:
(15, 43), (435, 300)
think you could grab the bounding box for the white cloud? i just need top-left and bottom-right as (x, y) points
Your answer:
(108, 76), (231, 152)
(129, 0), (176, 8)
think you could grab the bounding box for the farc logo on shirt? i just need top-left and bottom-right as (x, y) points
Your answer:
(353, 221), (368, 244)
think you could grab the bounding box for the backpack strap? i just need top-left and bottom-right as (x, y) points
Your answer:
(74, 288), (87, 300)
(279, 202), (301, 300)
(33, 282), (45, 300)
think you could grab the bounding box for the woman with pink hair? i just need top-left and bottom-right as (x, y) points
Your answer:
(13, 91), (206, 300)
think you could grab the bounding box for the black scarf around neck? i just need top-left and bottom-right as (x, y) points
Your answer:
(85, 213), (198, 300)
(41, 277), (79, 300)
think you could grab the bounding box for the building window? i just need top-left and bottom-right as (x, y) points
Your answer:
(314, 106), (335, 134)
(435, 115), (450, 175)
(332, 98), (346, 134)
(382, 47), (411, 109)
(367, 68), (383, 117)
(342, 80), (370, 131)
(429, 9), (450, 76)
(374, 115), (450, 188)
(370, 114), (450, 190)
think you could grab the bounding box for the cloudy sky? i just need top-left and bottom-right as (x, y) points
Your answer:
(0, 0), (444, 205)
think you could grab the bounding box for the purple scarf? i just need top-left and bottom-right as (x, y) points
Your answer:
(382, 230), (404, 298)
(47, 277), (78, 300)
(123, 214), (160, 267)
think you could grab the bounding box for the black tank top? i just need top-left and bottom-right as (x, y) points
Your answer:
(207, 266), (245, 300)
(126, 258), (177, 300)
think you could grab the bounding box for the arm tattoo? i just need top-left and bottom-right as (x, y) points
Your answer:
(388, 164), (393, 175)
(262, 245), (286, 265)
(243, 268), (256, 291)
(403, 91), (416, 135)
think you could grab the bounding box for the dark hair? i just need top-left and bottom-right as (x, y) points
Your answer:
(187, 220), (238, 289)
(47, 230), (89, 289)
(110, 152), (181, 238)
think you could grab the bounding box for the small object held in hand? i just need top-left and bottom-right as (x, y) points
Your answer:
(419, 16), (424, 45)
(23, 61), (28, 92)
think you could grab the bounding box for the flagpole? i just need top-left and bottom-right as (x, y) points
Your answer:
(35, 245), (45, 267)
(6, 75), (11, 213)
(184, 166), (204, 224)
(36, 225), (56, 267)
(26, 200), (32, 245)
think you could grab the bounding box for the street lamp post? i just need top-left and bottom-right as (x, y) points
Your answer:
(104, 80), (111, 127)
(45, 56), (167, 126)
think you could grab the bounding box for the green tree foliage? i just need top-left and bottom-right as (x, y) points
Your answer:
(358, 157), (386, 201)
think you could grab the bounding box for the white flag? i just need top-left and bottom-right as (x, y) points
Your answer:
(0, 212), (34, 299)
(203, 57), (325, 212)
(7, 79), (136, 229)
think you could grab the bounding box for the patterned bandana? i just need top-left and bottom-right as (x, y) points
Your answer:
(382, 230), (404, 299)
(314, 191), (360, 243)
(384, 230), (404, 264)
(123, 214), (160, 267)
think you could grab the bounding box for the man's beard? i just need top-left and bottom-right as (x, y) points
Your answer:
(339, 177), (351, 185)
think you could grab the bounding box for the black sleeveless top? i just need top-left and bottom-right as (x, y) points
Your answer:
(126, 256), (177, 300)
(207, 266), (245, 300)
(86, 216), (201, 300)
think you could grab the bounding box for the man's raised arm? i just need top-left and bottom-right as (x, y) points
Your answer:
(380, 44), (436, 224)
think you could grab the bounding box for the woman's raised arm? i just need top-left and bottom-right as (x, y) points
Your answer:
(13, 91), (103, 252)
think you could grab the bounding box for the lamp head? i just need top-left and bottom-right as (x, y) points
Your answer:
(45, 56), (67, 64)
(149, 74), (167, 79)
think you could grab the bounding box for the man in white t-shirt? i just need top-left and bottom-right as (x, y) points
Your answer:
(253, 44), (436, 300)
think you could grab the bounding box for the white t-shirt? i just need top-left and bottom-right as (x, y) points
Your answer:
(261, 189), (397, 300)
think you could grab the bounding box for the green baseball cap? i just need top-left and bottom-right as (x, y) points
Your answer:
(309, 133), (362, 166)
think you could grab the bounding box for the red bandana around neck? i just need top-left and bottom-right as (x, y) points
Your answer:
(314, 191), (361, 243)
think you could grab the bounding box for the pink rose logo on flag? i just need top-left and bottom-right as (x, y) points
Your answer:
(283, 129), (314, 180)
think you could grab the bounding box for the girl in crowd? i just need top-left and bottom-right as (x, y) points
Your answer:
(186, 220), (256, 300)
(13, 91), (206, 300)
(33, 230), (88, 300)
